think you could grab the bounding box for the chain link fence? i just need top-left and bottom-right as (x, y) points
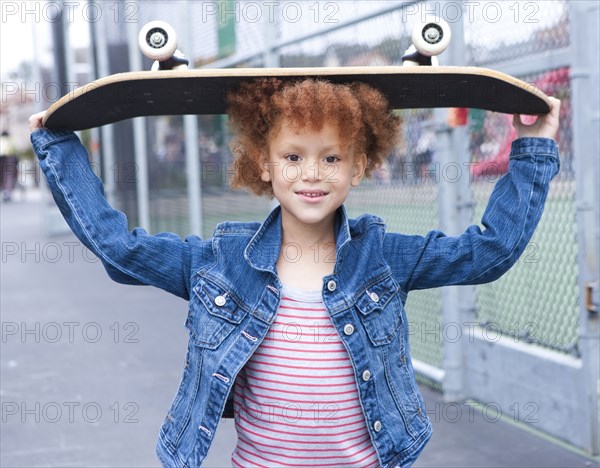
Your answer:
(470, 66), (578, 355)
(102, 0), (579, 369)
(463, 1), (578, 355)
(271, 0), (578, 361)
(128, 3), (274, 239)
(464, 0), (569, 64)
(269, 3), (445, 371)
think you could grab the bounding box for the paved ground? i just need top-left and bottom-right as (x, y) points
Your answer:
(2, 191), (598, 468)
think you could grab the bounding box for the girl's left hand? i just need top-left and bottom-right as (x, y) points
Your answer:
(513, 96), (560, 140)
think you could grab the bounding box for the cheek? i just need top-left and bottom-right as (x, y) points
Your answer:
(276, 164), (303, 185)
(269, 172), (287, 192)
(332, 166), (354, 185)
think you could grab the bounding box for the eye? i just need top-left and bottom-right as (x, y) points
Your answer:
(284, 153), (301, 162)
(324, 155), (340, 164)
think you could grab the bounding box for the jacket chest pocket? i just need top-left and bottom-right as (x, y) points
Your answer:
(355, 276), (403, 346)
(187, 279), (247, 349)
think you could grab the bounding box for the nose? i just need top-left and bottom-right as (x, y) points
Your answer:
(301, 160), (322, 182)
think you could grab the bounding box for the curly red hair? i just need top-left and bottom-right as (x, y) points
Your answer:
(226, 78), (400, 198)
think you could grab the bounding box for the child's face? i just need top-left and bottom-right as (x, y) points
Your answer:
(260, 118), (367, 229)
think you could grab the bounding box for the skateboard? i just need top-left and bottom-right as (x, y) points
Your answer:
(43, 18), (551, 131)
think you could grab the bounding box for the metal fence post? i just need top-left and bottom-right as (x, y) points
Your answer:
(263, 3), (280, 68)
(183, 2), (202, 237)
(90, 6), (116, 207)
(570, 1), (600, 456)
(451, 3), (478, 403)
(126, 9), (150, 231)
(434, 1), (472, 402)
(435, 114), (463, 401)
(265, 3), (281, 213)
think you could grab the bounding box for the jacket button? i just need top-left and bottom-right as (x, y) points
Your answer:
(370, 292), (379, 302)
(373, 420), (382, 432)
(362, 370), (372, 381)
(343, 324), (354, 335)
(327, 280), (337, 291)
(214, 295), (226, 306)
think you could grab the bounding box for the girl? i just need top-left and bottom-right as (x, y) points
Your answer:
(30, 78), (560, 468)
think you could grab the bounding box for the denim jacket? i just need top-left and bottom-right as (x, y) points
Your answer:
(32, 129), (559, 468)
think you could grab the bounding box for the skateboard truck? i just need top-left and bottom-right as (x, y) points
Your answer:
(402, 17), (451, 66)
(138, 21), (189, 71)
(139, 17), (448, 70)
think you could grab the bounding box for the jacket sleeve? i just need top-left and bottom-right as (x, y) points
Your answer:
(31, 128), (213, 301)
(383, 137), (560, 292)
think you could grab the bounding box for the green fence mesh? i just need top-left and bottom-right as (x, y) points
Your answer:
(123, 1), (579, 366)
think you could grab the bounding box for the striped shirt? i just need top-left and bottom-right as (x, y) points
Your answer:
(231, 283), (379, 468)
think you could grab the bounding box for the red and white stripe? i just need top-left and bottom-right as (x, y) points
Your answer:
(231, 283), (379, 468)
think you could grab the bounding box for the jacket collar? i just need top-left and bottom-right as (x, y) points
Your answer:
(244, 204), (351, 275)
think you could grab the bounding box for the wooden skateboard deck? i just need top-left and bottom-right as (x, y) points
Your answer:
(43, 66), (551, 131)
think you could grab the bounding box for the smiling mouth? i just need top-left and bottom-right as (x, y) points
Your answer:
(296, 191), (329, 198)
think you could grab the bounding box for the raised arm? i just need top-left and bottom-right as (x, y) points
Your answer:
(30, 113), (214, 301)
(384, 98), (561, 292)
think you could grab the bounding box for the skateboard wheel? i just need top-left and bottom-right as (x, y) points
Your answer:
(138, 21), (178, 61)
(412, 17), (451, 56)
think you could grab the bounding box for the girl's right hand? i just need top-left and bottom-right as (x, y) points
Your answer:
(512, 96), (561, 140)
(29, 111), (46, 132)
